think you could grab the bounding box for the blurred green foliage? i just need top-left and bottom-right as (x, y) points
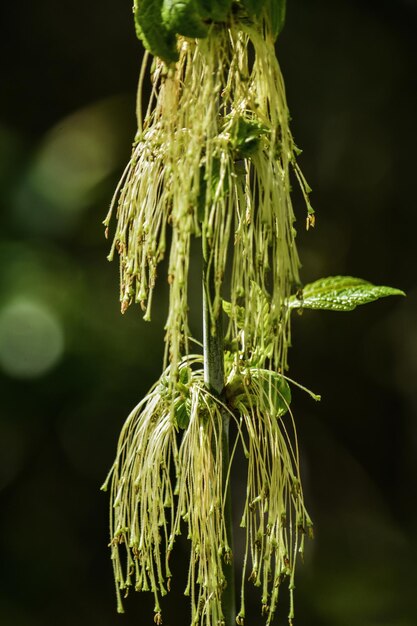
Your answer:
(0, 0), (416, 624)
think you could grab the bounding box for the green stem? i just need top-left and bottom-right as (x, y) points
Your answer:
(202, 230), (236, 626)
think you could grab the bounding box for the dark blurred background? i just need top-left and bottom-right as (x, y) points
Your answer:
(1, 1), (416, 624)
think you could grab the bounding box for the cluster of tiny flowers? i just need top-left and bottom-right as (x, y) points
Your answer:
(103, 10), (313, 626)
(104, 19), (313, 378)
(102, 354), (313, 625)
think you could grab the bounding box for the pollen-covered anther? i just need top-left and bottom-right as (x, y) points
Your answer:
(306, 213), (316, 230)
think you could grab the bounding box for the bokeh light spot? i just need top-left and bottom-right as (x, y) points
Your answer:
(0, 299), (64, 378)
(12, 96), (133, 236)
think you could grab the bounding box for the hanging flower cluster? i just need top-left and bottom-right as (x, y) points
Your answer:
(102, 353), (314, 625)
(101, 2), (403, 625)
(103, 5), (313, 377)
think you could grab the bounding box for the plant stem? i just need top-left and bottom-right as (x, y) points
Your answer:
(202, 232), (236, 626)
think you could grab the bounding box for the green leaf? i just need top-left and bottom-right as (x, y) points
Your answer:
(162, 0), (209, 38)
(198, 0), (233, 22)
(175, 397), (191, 429)
(240, 0), (267, 19)
(134, 0), (178, 63)
(229, 116), (268, 158)
(265, 0), (287, 39)
(251, 369), (291, 417)
(289, 276), (405, 312)
(178, 365), (191, 384)
(225, 369), (291, 417)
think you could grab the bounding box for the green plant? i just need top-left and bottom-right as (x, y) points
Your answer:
(101, 2), (404, 625)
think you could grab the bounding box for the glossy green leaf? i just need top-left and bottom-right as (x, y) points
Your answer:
(289, 276), (405, 312)
(162, 0), (209, 38)
(134, 0), (178, 63)
(252, 369), (291, 417)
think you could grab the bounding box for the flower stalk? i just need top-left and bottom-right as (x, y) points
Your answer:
(202, 223), (236, 625)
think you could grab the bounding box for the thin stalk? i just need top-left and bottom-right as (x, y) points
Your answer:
(202, 230), (236, 626)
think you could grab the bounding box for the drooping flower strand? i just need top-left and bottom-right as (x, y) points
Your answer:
(173, 383), (230, 626)
(223, 362), (313, 625)
(104, 20), (313, 379)
(102, 382), (178, 616)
